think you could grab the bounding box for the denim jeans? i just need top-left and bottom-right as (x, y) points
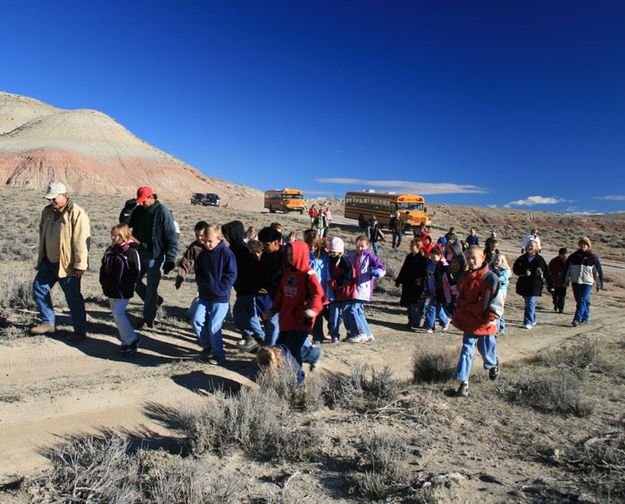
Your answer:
(572, 283), (593, 323)
(347, 301), (371, 337)
(371, 242), (380, 255)
(191, 300), (229, 359)
(424, 297), (449, 330)
(392, 231), (403, 249)
(233, 295), (264, 341)
(263, 312), (280, 346)
(135, 251), (164, 323)
(108, 298), (138, 346)
(329, 302), (348, 339)
(312, 306), (329, 342)
(497, 316), (506, 334)
(277, 330), (310, 365)
(32, 259), (87, 333)
(455, 333), (498, 382)
(301, 338), (321, 365)
(523, 296), (537, 326)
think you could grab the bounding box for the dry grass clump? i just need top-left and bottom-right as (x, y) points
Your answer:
(500, 374), (594, 418)
(177, 386), (320, 462)
(354, 432), (412, 500)
(0, 276), (34, 312)
(138, 451), (245, 504)
(30, 434), (139, 503)
(324, 364), (400, 411)
(256, 362), (326, 412)
(412, 347), (457, 383)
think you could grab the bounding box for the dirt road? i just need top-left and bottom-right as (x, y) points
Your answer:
(2, 256), (624, 478)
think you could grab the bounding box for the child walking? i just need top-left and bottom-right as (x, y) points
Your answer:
(423, 248), (450, 333)
(491, 253), (510, 334)
(268, 241), (324, 366)
(548, 247), (568, 314)
(192, 224), (238, 365)
(347, 235), (386, 343)
(328, 237), (356, 342)
(99, 224), (142, 356)
(395, 238), (427, 329)
(452, 246), (504, 397)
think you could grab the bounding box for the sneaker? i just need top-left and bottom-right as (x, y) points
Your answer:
(237, 337), (251, 346)
(323, 333), (332, 341)
(119, 343), (138, 357)
(426, 328), (434, 334)
(331, 337), (340, 344)
(66, 332), (87, 344)
(365, 334), (375, 343)
(310, 362), (318, 372)
(456, 382), (469, 397)
(208, 357), (226, 366)
(239, 338), (261, 353)
(559, 309), (564, 314)
(581, 320), (589, 325)
(571, 320), (579, 327)
(29, 323), (56, 335)
(524, 324), (533, 330)
(489, 360), (500, 381)
(198, 348), (213, 361)
(348, 334), (369, 343)
(442, 323), (450, 331)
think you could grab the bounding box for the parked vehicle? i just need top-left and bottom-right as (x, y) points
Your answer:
(344, 190), (431, 228)
(264, 188), (304, 214)
(191, 193), (221, 206)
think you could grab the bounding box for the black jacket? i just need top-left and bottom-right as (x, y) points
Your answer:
(513, 253), (553, 297)
(395, 252), (427, 306)
(222, 221), (260, 296)
(258, 247), (285, 300)
(99, 243), (141, 299)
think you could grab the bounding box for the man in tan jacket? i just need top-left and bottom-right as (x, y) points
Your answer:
(31, 182), (91, 343)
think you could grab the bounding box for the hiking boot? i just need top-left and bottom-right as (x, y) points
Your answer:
(120, 341), (139, 357)
(456, 382), (469, 397)
(29, 323), (55, 335)
(571, 320), (579, 327)
(239, 338), (261, 353)
(489, 361), (500, 381)
(66, 332), (87, 344)
(134, 319), (154, 330)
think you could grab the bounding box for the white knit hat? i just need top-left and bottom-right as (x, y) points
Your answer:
(329, 237), (344, 253)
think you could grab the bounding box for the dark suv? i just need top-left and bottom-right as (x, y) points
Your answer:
(191, 193), (221, 206)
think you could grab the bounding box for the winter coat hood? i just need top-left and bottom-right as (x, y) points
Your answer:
(222, 221), (246, 245)
(287, 241), (312, 272)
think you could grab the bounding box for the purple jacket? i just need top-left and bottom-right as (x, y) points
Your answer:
(348, 249), (386, 302)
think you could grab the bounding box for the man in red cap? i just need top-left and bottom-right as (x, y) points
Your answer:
(128, 186), (178, 328)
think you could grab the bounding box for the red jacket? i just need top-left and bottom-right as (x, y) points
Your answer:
(451, 263), (504, 336)
(272, 241), (324, 332)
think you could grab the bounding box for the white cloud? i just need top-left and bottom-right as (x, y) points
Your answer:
(315, 178), (487, 195)
(593, 195), (625, 201)
(503, 195), (565, 208)
(302, 190), (337, 196)
(486, 204), (498, 209)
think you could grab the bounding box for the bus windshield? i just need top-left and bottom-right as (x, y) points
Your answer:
(397, 202), (424, 211)
(284, 194), (303, 199)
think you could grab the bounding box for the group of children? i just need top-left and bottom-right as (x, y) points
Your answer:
(98, 218), (602, 398)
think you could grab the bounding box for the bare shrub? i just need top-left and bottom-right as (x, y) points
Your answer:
(257, 364), (327, 412)
(139, 451), (245, 504)
(530, 340), (600, 370)
(0, 276), (34, 312)
(325, 364), (400, 411)
(500, 374), (594, 417)
(354, 432), (411, 500)
(412, 347), (457, 383)
(177, 386), (320, 461)
(30, 434), (139, 503)
(0, 325), (25, 340)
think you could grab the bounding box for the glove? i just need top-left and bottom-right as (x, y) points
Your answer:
(174, 276), (184, 290)
(163, 261), (176, 274)
(371, 269), (381, 278)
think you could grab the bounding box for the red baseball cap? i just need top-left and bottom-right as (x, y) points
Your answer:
(136, 186), (154, 204)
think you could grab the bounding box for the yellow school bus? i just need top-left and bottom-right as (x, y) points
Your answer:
(264, 188), (305, 214)
(344, 191), (431, 227)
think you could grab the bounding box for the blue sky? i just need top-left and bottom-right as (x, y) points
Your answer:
(1, 1), (624, 213)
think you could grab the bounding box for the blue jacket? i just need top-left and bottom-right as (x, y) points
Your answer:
(310, 249), (333, 303)
(194, 241), (238, 302)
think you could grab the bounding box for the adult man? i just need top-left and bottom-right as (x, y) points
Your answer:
(389, 210), (404, 249)
(31, 182), (90, 343)
(128, 186), (178, 328)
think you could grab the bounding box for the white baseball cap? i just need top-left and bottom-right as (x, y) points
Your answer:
(44, 181), (68, 200)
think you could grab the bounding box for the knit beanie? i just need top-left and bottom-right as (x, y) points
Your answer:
(578, 237), (591, 248)
(329, 237), (345, 254)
